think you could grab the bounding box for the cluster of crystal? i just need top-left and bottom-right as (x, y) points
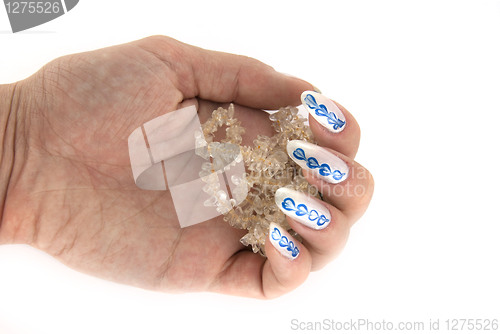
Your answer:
(198, 104), (318, 256)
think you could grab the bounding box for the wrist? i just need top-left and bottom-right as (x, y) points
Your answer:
(0, 82), (25, 244)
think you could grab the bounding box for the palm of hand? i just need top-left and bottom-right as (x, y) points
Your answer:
(17, 41), (272, 292)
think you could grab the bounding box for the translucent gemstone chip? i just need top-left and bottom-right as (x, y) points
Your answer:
(196, 104), (318, 256)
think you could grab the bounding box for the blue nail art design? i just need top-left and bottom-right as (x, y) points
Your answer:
(281, 197), (330, 227)
(292, 148), (346, 181)
(271, 227), (299, 258)
(304, 94), (345, 131)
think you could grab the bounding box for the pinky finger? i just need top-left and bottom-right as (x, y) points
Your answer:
(262, 223), (312, 298)
(207, 224), (311, 299)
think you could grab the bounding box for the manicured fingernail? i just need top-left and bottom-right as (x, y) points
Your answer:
(287, 140), (349, 184)
(269, 223), (300, 260)
(301, 91), (346, 133)
(275, 188), (331, 230)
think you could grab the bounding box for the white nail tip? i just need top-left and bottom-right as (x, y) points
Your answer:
(269, 223), (300, 260)
(301, 91), (346, 133)
(286, 140), (349, 184)
(275, 188), (331, 230)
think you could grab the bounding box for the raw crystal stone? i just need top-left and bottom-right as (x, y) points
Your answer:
(196, 104), (317, 256)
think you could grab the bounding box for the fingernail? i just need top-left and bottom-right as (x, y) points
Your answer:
(301, 91), (346, 133)
(275, 188), (331, 230)
(287, 140), (349, 184)
(269, 223), (300, 260)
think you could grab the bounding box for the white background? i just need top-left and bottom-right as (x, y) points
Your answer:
(1, 1), (500, 333)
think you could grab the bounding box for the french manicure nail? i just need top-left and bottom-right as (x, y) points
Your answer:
(301, 91), (346, 133)
(269, 223), (300, 260)
(287, 140), (349, 184)
(275, 188), (331, 230)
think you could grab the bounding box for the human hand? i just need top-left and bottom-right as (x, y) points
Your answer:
(0, 36), (373, 298)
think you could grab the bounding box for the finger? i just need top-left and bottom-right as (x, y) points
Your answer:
(287, 140), (374, 221)
(136, 36), (315, 109)
(208, 225), (311, 299)
(274, 187), (350, 270)
(301, 91), (361, 159)
(262, 223), (311, 298)
(288, 208), (350, 271)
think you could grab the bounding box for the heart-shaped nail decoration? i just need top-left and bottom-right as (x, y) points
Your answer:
(331, 170), (346, 181)
(318, 163), (332, 176)
(306, 157), (320, 169)
(308, 209), (319, 221)
(301, 92), (346, 133)
(271, 227), (281, 241)
(288, 141), (347, 183)
(278, 235), (289, 247)
(292, 148), (306, 161)
(275, 187), (332, 230)
(317, 215), (330, 226)
(281, 197), (296, 211)
(295, 204), (308, 216)
(269, 223), (300, 259)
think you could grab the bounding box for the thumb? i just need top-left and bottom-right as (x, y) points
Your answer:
(137, 36), (315, 109)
